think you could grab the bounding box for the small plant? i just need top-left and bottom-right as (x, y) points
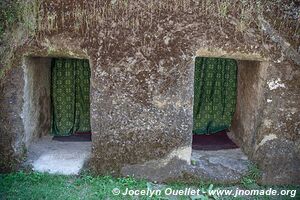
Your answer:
(218, 1), (230, 18)
(241, 164), (262, 189)
(190, 184), (220, 200)
(191, 159), (197, 166)
(247, 164), (262, 180)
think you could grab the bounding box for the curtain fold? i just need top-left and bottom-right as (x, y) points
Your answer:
(51, 58), (91, 136)
(193, 57), (237, 135)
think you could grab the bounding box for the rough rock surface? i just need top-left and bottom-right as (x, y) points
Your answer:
(187, 149), (250, 183)
(122, 148), (250, 184)
(0, 0), (299, 184)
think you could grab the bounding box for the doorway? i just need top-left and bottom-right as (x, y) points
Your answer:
(23, 57), (92, 175)
(192, 57), (238, 150)
(51, 58), (91, 141)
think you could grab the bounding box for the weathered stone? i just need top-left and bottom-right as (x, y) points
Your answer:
(121, 146), (191, 182)
(121, 148), (250, 184)
(23, 57), (52, 148)
(186, 149), (250, 183)
(0, 0), (299, 184)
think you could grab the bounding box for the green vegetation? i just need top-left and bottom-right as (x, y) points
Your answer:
(0, 171), (299, 200)
(0, 1), (21, 40)
(240, 164), (262, 189)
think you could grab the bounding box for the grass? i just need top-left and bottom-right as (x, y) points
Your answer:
(0, 172), (149, 200)
(0, 171), (299, 200)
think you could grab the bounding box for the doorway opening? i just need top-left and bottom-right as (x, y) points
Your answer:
(51, 58), (92, 142)
(22, 56), (92, 175)
(190, 56), (251, 181)
(192, 57), (238, 151)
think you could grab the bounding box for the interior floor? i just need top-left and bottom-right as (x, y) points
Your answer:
(25, 135), (91, 175)
(190, 130), (249, 182)
(192, 130), (238, 150)
(52, 133), (92, 142)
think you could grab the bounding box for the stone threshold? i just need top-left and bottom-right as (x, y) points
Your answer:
(24, 135), (92, 175)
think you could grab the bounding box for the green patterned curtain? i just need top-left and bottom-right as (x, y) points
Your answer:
(193, 57), (237, 135)
(51, 58), (91, 136)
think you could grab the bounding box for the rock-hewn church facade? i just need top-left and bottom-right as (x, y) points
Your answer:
(0, 0), (299, 184)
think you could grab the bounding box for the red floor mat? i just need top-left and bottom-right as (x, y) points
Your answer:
(192, 130), (238, 150)
(52, 132), (92, 142)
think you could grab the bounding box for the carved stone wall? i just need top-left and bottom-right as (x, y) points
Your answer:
(0, 0), (299, 184)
